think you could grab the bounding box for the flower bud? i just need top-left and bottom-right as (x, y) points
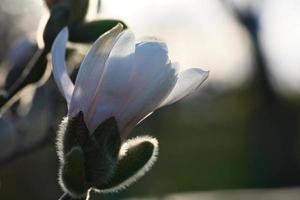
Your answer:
(57, 112), (121, 197)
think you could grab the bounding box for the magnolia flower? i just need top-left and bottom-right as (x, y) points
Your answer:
(51, 24), (208, 139)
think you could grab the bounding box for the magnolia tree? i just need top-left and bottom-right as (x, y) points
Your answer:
(0, 0), (208, 199)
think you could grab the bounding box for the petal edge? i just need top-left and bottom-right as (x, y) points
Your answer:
(51, 27), (74, 106)
(158, 68), (209, 108)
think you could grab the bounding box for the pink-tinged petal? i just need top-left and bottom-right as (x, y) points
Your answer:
(85, 30), (136, 132)
(121, 64), (178, 138)
(117, 42), (178, 138)
(158, 68), (209, 108)
(51, 27), (74, 106)
(68, 24), (123, 118)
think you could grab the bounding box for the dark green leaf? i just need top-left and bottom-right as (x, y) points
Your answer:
(61, 146), (88, 196)
(43, 4), (70, 50)
(68, 0), (90, 26)
(69, 20), (127, 43)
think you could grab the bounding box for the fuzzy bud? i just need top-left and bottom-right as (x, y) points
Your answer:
(57, 112), (121, 197)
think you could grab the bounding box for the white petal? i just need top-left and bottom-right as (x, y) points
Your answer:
(121, 64), (178, 138)
(68, 24), (124, 118)
(51, 27), (74, 106)
(85, 30), (136, 132)
(158, 68), (209, 108)
(117, 42), (178, 137)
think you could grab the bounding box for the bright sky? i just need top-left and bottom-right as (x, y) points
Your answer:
(5, 0), (300, 92)
(99, 0), (300, 93)
(99, 0), (253, 87)
(260, 0), (300, 94)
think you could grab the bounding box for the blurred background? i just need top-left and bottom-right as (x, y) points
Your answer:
(0, 0), (300, 199)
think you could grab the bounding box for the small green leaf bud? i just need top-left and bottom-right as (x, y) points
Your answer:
(60, 146), (88, 197)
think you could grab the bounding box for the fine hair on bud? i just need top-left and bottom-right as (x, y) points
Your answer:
(93, 135), (159, 194)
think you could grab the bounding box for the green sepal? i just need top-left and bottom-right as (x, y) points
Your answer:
(61, 146), (88, 196)
(69, 20), (127, 43)
(63, 111), (90, 154)
(94, 136), (159, 193)
(92, 117), (121, 159)
(59, 114), (123, 196)
(83, 117), (121, 187)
